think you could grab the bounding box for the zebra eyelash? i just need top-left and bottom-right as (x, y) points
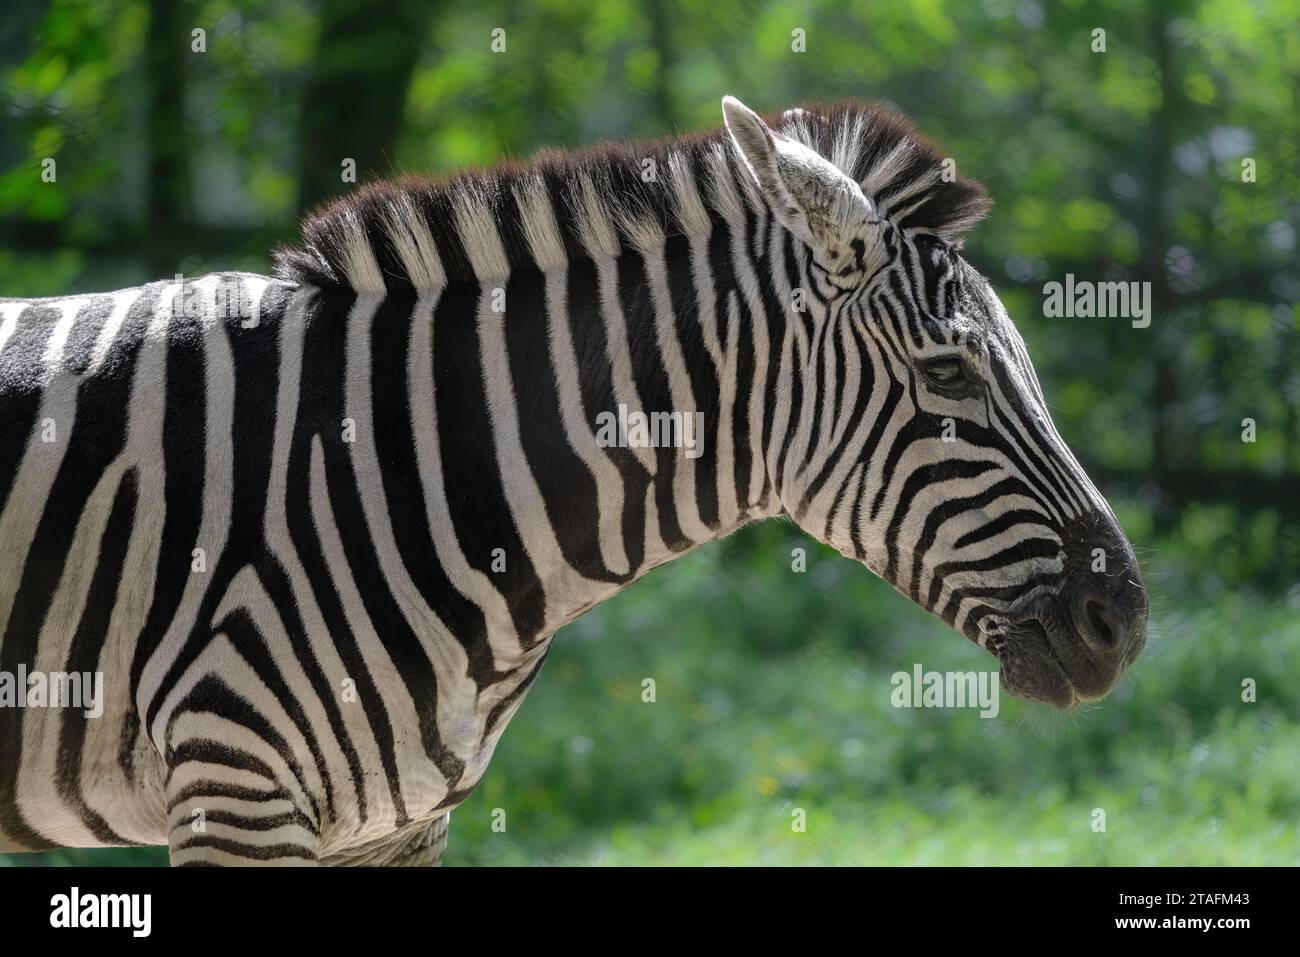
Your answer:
(919, 352), (985, 398)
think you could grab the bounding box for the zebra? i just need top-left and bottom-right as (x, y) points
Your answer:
(0, 95), (1147, 866)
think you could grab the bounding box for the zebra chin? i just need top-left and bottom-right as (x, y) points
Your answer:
(995, 619), (1092, 710)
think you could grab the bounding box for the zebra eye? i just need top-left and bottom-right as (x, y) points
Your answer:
(922, 358), (966, 388)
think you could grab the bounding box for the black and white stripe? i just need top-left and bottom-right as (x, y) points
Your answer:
(0, 97), (1144, 865)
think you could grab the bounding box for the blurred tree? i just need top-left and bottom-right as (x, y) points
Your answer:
(144, 0), (194, 275)
(640, 0), (677, 127)
(295, 0), (441, 214)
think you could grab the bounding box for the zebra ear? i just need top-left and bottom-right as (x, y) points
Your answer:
(722, 95), (872, 252)
(722, 96), (788, 207)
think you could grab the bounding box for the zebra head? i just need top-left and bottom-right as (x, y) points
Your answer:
(723, 97), (1147, 709)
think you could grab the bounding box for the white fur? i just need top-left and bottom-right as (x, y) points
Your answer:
(451, 187), (511, 282)
(570, 170), (622, 260)
(383, 194), (447, 290)
(337, 209), (387, 294)
(512, 173), (567, 272)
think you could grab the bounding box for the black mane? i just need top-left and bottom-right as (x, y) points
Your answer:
(273, 100), (990, 295)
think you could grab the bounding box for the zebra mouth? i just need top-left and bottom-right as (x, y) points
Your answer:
(997, 618), (1079, 710)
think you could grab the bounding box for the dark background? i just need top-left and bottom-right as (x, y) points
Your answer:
(1, 0), (1296, 864)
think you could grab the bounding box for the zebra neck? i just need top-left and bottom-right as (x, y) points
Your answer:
(387, 219), (791, 646)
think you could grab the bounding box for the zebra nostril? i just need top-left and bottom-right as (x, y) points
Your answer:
(1077, 595), (1125, 655)
(1086, 600), (1114, 645)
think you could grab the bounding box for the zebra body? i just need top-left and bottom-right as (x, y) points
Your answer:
(0, 97), (1146, 865)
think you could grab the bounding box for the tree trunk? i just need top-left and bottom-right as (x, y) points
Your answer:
(295, 0), (440, 216)
(1141, 13), (1177, 535)
(144, 0), (193, 276)
(641, 0), (676, 129)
